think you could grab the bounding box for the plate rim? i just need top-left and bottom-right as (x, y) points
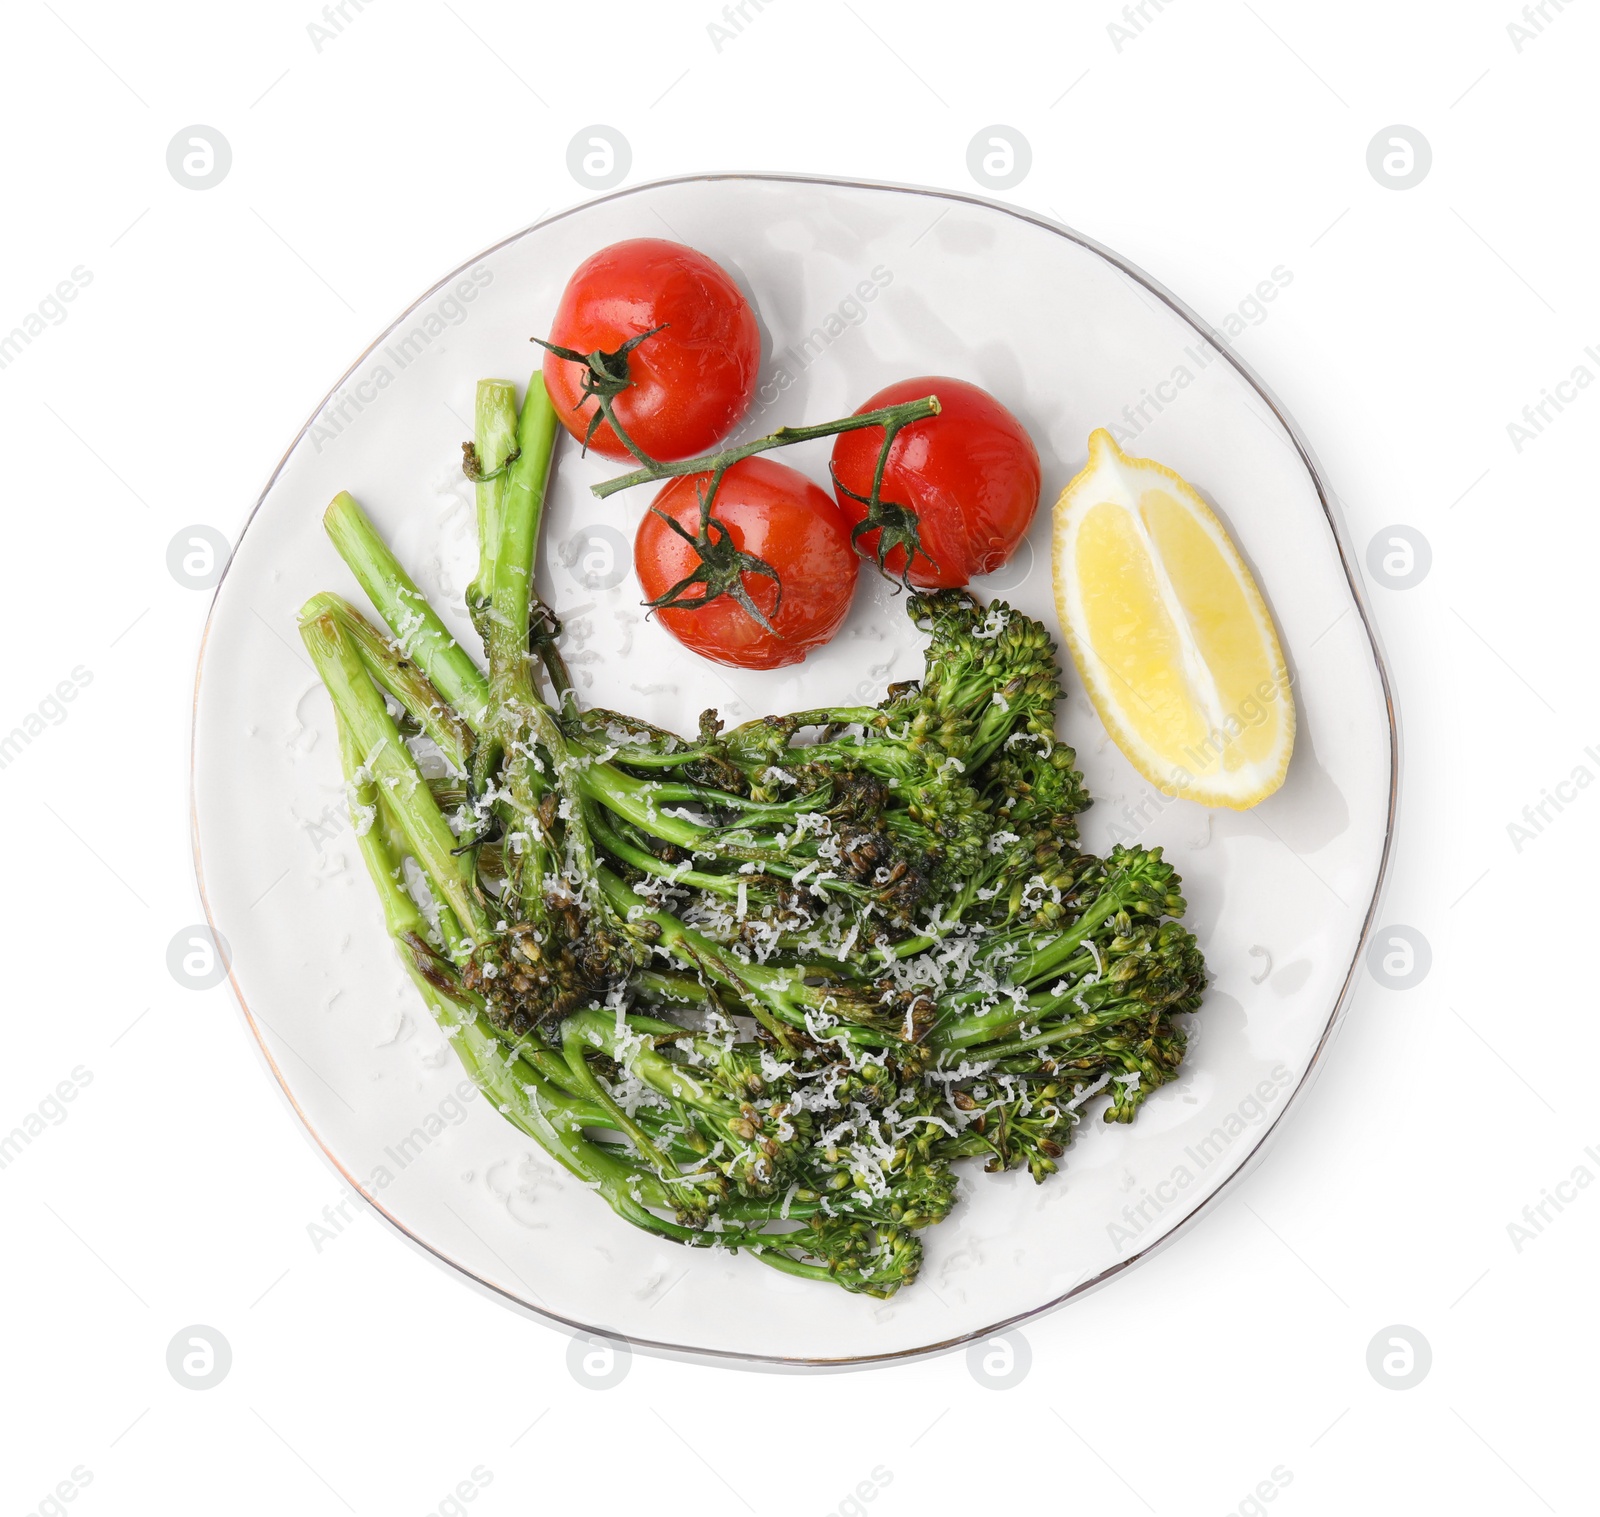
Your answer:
(189, 169), (1402, 1371)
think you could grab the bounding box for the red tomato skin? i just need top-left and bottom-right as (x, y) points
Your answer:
(830, 376), (1041, 589)
(542, 238), (760, 462)
(635, 458), (859, 670)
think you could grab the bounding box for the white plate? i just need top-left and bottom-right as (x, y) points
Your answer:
(192, 174), (1396, 1366)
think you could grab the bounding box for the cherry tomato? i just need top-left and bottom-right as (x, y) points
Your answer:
(635, 458), (858, 670)
(541, 238), (760, 462)
(830, 375), (1041, 589)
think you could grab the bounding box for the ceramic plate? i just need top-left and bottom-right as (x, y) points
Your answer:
(192, 174), (1396, 1365)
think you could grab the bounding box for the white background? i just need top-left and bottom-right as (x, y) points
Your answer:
(0, 1), (1593, 1513)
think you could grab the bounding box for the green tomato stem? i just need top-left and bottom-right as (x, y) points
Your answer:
(590, 395), (940, 500)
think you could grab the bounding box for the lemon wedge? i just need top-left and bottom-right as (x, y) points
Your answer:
(1051, 429), (1294, 809)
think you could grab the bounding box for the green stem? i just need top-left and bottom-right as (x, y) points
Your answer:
(561, 1007), (725, 1119)
(579, 764), (818, 860)
(630, 968), (716, 1009)
(560, 1017), (713, 1207)
(468, 378), (520, 630)
(591, 396), (940, 500)
(747, 1249), (841, 1287)
(586, 804), (738, 897)
(300, 607), (493, 947)
(323, 490), (490, 731)
(302, 592), (473, 774)
(481, 373), (568, 919)
(488, 372), (560, 705)
(595, 867), (894, 1051)
(1009, 887), (1130, 989)
(596, 867), (792, 1045)
(335, 711), (431, 947)
(956, 1008), (1146, 1063)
